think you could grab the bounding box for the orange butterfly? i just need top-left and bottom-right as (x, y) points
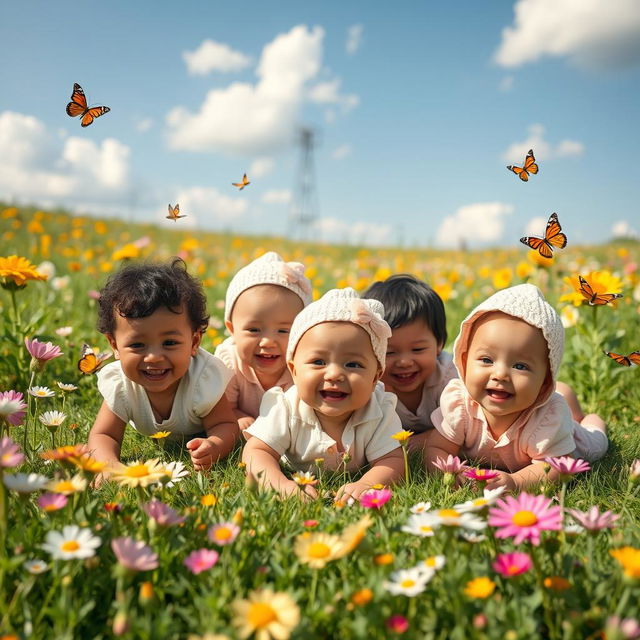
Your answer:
(507, 149), (539, 182)
(232, 173), (250, 190)
(166, 203), (186, 221)
(520, 212), (567, 258)
(578, 275), (624, 306)
(78, 343), (112, 375)
(603, 350), (640, 367)
(66, 83), (110, 127)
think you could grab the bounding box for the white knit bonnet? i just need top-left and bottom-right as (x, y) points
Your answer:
(286, 287), (392, 370)
(225, 252), (313, 322)
(453, 283), (564, 382)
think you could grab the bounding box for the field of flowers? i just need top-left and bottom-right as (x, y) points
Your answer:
(1, 203), (639, 639)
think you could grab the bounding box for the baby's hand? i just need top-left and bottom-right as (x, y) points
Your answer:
(187, 438), (218, 471)
(334, 481), (369, 505)
(485, 471), (518, 493)
(237, 416), (255, 432)
(278, 479), (318, 502)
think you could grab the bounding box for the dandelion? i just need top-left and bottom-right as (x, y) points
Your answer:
(38, 493), (69, 511)
(492, 552), (533, 577)
(0, 255), (48, 288)
(41, 525), (101, 560)
(184, 549), (219, 575)
(24, 559), (49, 574)
(108, 458), (169, 488)
(0, 390), (27, 426)
(385, 615), (409, 633)
(610, 547), (640, 579)
(464, 577), (496, 598)
(231, 588), (300, 640)
(294, 532), (344, 568)
(150, 431), (171, 440)
(3, 472), (48, 493)
(488, 492), (563, 545)
(28, 386), (55, 399)
(292, 471), (317, 486)
(111, 537), (159, 571)
(0, 436), (24, 467)
(545, 456), (590, 480)
(391, 429), (413, 444)
(384, 567), (432, 596)
(359, 488), (392, 509)
(143, 500), (186, 527)
(39, 410), (67, 431)
(567, 506), (620, 532)
(208, 522), (240, 546)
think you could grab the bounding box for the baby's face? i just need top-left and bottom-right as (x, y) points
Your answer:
(288, 321), (380, 429)
(463, 313), (549, 434)
(227, 284), (304, 386)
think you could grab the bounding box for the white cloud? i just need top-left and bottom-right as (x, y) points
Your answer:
(183, 39), (252, 75)
(499, 75), (514, 92)
(494, 0), (640, 70)
(262, 189), (291, 204)
(524, 216), (548, 237)
(435, 202), (514, 248)
(332, 144), (351, 160)
(346, 24), (363, 54)
(166, 186), (248, 229)
(312, 217), (393, 246)
(308, 79), (359, 111)
(249, 157), (274, 178)
(503, 124), (584, 162)
(136, 118), (153, 133)
(611, 220), (639, 238)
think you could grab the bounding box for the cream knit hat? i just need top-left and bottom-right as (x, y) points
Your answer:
(224, 252), (313, 322)
(286, 287), (392, 370)
(453, 283), (564, 381)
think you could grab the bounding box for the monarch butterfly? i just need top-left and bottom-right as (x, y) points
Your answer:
(66, 83), (110, 127)
(166, 203), (186, 221)
(232, 173), (250, 190)
(603, 350), (640, 367)
(507, 149), (539, 182)
(520, 212), (567, 258)
(578, 275), (624, 306)
(78, 343), (112, 375)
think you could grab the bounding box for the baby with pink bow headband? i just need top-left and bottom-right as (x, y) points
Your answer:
(216, 252), (313, 432)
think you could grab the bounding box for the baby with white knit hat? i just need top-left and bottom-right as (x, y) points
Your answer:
(426, 284), (607, 491)
(215, 252), (312, 431)
(242, 287), (405, 502)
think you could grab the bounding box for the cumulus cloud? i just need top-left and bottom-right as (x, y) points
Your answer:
(346, 24), (363, 54)
(503, 124), (584, 162)
(183, 39), (252, 75)
(166, 186), (248, 229)
(249, 157), (274, 178)
(262, 189), (291, 204)
(524, 216), (548, 237)
(167, 25), (326, 155)
(332, 144), (352, 160)
(611, 220), (638, 238)
(435, 202), (514, 248)
(307, 79), (359, 111)
(494, 0), (640, 70)
(312, 217), (394, 246)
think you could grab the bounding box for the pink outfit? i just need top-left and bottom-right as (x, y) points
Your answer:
(215, 337), (293, 418)
(394, 351), (458, 433)
(432, 379), (607, 472)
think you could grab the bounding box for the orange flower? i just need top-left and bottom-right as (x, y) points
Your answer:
(543, 576), (571, 591)
(0, 255), (48, 288)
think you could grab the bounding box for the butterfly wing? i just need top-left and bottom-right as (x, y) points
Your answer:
(544, 213), (567, 249)
(578, 275), (595, 303)
(523, 149), (539, 175)
(78, 343), (99, 374)
(242, 173), (250, 186)
(591, 292), (624, 306)
(507, 165), (529, 181)
(66, 83), (88, 117)
(628, 351), (640, 366)
(81, 106), (110, 127)
(520, 235), (553, 258)
(604, 351), (632, 366)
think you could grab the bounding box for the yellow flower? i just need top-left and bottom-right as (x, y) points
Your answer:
(374, 553), (394, 566)
(543, 576), (572, 591)
(294, 532), (344, 569)
(201, 494), (218, 506)
(338, 515), (373, 557)
(69, 454), (108, 474)
(433, 282), (454, 302)
(350, 588), (373, 606)
(231, 589), (300, 640)
(464, 577), (496, 599)
(492, 267), (512, 290)
(0, 255), (48, 288)
(150, 431), (171, 440)
(46, 474), (87, 495)
(292, 471), (317, 486)
(610, 547), (640, 579)
(112, 243), (140, 261)
(527, 250), (554, 269)
(516, 261), (533, 279)
(108, 458), (169, 488)
(391, 429), (414, 444)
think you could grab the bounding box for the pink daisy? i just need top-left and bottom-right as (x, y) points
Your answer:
(111, 537), (158, 571)
(463, 468), (500, 482)
(0, 435), (24, 467)
(492, 551), (533, 577)
(208, 522), (240, 546)
(386, 615), (409, 633)
(433, 454), (468, 474)
(183, 548), (219, 574)
(488, 492), (563, 545)
(545, 456), (591, 478)
(0, 390), (27, 426)
(567, 506), (620, 531)
(143, 500), (186, 527)
(359, 488), (392, 509)
(38, 493), (68, 512)
(25, 338), (63, 368)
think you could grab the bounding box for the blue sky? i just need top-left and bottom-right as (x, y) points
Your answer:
(1, 0), (639, 247)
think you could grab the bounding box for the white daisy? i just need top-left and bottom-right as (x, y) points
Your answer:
(401, 513), (439, 537)
(414, 555), (446, 575)
(4, 472), (49, 493)
(24, 559), (49, 574)
(55, 326), (73, 337)
(28, 386), (55, 399)
(41, 525), (101, 560)
(455, 487), (506, 513)
(384, 567), (432, 597)
(57, 382), (78, 392)
(163, 460), (189, 488)
(458, 531), (487, 543)
(409, 501), (432, 514)
(428, 507), (486, 530)
(39, 411), (67, 429)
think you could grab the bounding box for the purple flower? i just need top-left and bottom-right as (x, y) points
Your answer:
(566, 505), (620, 532)
(183, 549), (219, 574)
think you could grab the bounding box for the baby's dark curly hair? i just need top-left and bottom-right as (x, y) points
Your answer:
(97, 258), (209, 335)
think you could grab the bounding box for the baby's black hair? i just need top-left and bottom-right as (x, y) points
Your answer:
(363, 274), (447, 347)
(97, 258), (209, 335)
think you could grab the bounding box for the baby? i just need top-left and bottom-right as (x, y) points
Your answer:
(363, 274), (457, 451)
(215, 252), (312, 431)
(88, 259), (238, 473)
(425, 283), (608, 491)
(242, 287), (405, 501)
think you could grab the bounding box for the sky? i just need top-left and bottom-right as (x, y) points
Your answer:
(1, 0), (639, 248)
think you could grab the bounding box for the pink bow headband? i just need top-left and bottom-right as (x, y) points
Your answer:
(349, 299), (392, 341)
(279, 262), (312, 297)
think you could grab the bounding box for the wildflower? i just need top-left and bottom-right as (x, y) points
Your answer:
(433, 454), (467, 473)
(0, 390), (28, 426)
(492, 552), (533, 577)
(25, 338), (63, 371)
(139, 581), (154, 604)
(0, 255), (47, 288)
(401, 513), (438, 537)
(40, 445), (86, 462)
(3, 472), (48, 493)
(150, 431), (171, 440)
(385, 615), (409, 633)
(41, 525), (101, 560)
(428, 508), (486, 530)
(208, 522), (240, 546)
(464, 577), (496, 598)
(28, 386), (55, 399)
(303, 519), (319, 528)
(108, 458), (169, 488)
(201, 493), (218, 506)
(409, 501), (432, 514)
(545, 456), (590, 480)
(143, 500), (186, 527)
(488, 492), (563, 545)
(55, 326), (73, 337)
(384, 567), (432, 596)
(350, 588), (373, 606)
(231, 588), (300, 640)
(374, 553), (394, 565)
(164, 460), (189, 487)
(38, 492), (69, 511)
(543, 576), (571, 591)
(112, 243), (141, 261)
(610, 547), (640, 579)
(184, 549), (219, 575)
(605, 616), (640, 640)
(391, 429), (414, 444)
(0, 436), (24, 467)
(294, 532), (344, 568)
(567, 506), (620, 532)
(337, 514), (373, 556)
(39, 410), (67, 432)
(463, 468), (500, 483)
(111, 537), (159, 571)
(359, 488), (392, 509)
(455, 487), (506, 513)
(24, 559), (49, 574)
(414, 555), (445, 575)
(68, 454), (108, 474)
(560, 305), (580, 328)
(292, 471), (318, 486)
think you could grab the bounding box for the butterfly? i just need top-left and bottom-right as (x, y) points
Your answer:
(578, 275), (624, 306)
(232, 173), (250, 190)
(166, 203), (186, 221)
(520, 212), (567, 258)
(507, 149), (539, 182)
(66, 83), (110, 127)
(78, 343), (112, 375)
(603, 350), (640, 367)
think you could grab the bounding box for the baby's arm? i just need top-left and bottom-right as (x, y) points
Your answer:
(423, 429), (462, 472)
(241, 437), (317, 500)
(87, 401), (127, 486)
(187, 395), (239, 471)
(234, 410), (255, 432)
(335, 448), (405, 502)
(486, 463), (559, 492)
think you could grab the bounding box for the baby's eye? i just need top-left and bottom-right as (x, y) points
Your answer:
(345, 361), (364, 369)
(513, 362), (529, 371)
(480, 357), (492, 364)
(128, 342), (144, 349)
(278, 329), (290, 334)
(246, 327), (260, 333)
(164, 340), (179, 347)
(310, 359), (325, 366)
(413, 348), (426, 353)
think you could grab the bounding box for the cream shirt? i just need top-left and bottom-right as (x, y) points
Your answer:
(215, 337), (293, 418)
(97, 348), (232, 441)
(245, 383), (402, 473)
